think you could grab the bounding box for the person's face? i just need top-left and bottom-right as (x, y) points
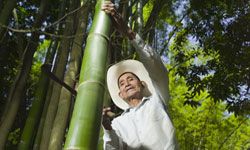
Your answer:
(118, 72), (144, 101)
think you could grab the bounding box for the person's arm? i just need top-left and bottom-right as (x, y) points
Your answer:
(131, 35), (170, 103)
(102, 1), (170, 103)
(103, 129), (122, 150)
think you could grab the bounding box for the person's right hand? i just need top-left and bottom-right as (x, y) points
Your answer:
(102, 107), (115, 130)
(101, 1), (135, 40)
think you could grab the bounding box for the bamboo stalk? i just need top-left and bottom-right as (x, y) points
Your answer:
(64, 0), (111, 149)
(48, 1), (89, 149)
(18, 65), (51, 150)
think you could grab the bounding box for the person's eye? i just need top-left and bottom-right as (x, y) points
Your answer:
(129, 78), (134, 81)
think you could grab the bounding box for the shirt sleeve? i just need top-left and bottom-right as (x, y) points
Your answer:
(103, 128), (124, 150)
(130, 34), (170, 104)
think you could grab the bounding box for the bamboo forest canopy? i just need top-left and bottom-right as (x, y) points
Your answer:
(0, 0), (249, 149)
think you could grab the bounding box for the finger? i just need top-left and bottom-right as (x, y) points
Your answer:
(107, 111), (116, 118)
(102, 2), (115, 8)
(105, 107), (111, 111)
(103, 1), (115, 8)
(101, 5), (109, 10)
(101, 9), (112, 15)
(110, 9), (116, 16)
(102, 108), (107, 113)
(102, 3), (116, 11)
(103, 107), (111, 112)
(102, 6), (115, 12)
(105, 10), (112, 14)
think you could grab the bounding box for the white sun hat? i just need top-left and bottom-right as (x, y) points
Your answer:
(107, 59), (155, 110)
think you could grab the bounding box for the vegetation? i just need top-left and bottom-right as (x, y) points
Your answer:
(0, 0), (249, 149)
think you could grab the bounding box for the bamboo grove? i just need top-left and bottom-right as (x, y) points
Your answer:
(0, 0), (250, 149)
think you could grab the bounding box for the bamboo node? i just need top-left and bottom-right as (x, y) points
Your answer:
(64, 147), (81, 150)
(77, 80), (105, 90)
(88, 32), (110, 42)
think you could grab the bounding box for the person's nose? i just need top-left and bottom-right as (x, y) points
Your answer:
(124, 80), (131, 87)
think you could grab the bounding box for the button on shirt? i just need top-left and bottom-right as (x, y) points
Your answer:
(103, 34), (178, 150)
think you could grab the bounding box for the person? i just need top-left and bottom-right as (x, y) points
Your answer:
(102, 1), (178, 150)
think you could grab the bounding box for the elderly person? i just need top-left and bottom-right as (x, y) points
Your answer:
(102, 1), (178, 150)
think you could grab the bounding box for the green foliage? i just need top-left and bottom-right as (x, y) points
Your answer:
(168, 69), (250, 149)
(34, 40), (51, 62)
(142, 1), (153, 23)
(7, 128), (21, 146)
(30, 40), (50, 81)
(1, 0), (249, 148)
(26, 40), (49, 110)
(140, 0), (250, 115)
(170, 0), (250, 115)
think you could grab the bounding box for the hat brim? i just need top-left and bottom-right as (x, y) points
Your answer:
(107, 59), (155, 110)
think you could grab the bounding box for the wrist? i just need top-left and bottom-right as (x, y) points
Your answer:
(103, 125), (112, 130)
(126, 29), (136, 40)
(102, 120), (112, 130)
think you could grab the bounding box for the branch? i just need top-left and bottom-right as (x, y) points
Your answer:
(142, 0), (166, 39)
(218, 118), (248, 149)
(41, 64), (77, 96)
(168, 54), (193, 73)
(37, 30), (87, 39)
(197, 102), (214, 149)
(0, 5), (84, 34)
(160, 10), (189, 55)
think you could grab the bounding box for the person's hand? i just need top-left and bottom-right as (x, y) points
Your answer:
(102, 107), (115, 130)
(101, 1), (135, 40)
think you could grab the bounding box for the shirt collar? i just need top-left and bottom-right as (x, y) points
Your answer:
(122, 96), (152, 114)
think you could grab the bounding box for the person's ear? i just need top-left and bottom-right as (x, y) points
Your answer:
(141, 81), (146, 89)
(119, 91), (123, 99)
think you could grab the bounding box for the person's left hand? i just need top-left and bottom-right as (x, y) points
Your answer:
(102, 107), (115, 130)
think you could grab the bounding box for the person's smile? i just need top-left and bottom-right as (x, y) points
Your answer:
(126, 86), (134, 92)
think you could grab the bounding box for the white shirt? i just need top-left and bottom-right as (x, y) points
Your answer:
(103, 34), (178, 150)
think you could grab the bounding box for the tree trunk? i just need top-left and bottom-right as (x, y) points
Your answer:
(64, 0), (111, 149)
(0, 0), (49, 148)
(18, 65), (51, 150)
(48, 1), (89, 150)
(12, 8), (26, 58)
(0, 0), (4, 11)
(32, 44), (58, 150)
(143, 0), (166, 42)
(32, 80), (54, 150)
(0, 0), (16, 40)
(39, 0), (78, 149)
(33, 0), (66, 147)
(18, 38), (57, 150)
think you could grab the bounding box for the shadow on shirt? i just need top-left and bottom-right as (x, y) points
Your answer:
(123, 143), (152, 150)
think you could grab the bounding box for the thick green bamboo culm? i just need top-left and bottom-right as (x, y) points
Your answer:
(18, 65), (51, 150)
(64, 0), (111, 149)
